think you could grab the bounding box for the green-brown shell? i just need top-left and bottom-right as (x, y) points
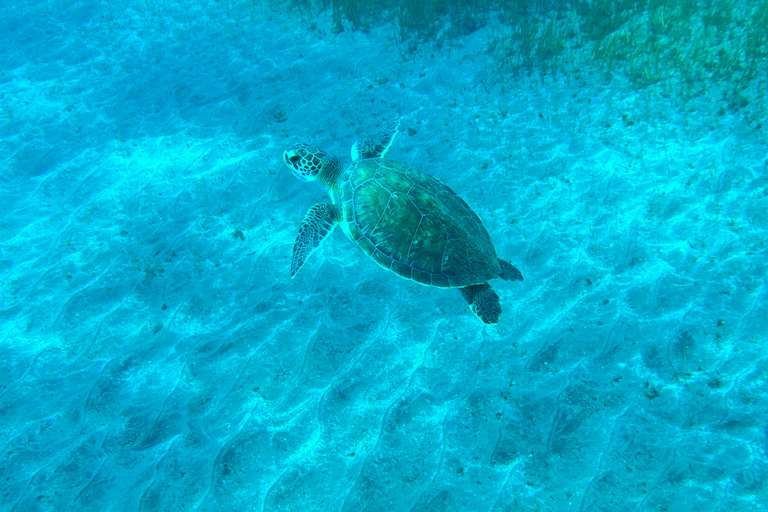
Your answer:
(338, 158), (501, 287)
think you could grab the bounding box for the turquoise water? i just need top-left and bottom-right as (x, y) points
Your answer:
(1, 1), (767, 510)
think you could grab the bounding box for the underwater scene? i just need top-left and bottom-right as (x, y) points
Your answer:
(1, 0), (767, 510)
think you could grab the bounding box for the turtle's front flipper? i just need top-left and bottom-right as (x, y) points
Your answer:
(460, 283), (502, 324)
(351, 119), (401, 161)
(291, 203), (338, 278)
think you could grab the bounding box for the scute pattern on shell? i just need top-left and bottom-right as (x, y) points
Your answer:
(339, 158), (501, 287)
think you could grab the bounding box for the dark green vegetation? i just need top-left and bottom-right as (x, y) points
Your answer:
(280, 0), (767, 116)
(285, 0), (500, 37)
(495, 0), (767, 104)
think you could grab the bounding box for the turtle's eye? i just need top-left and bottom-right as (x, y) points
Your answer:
(289, 155), (301, 166)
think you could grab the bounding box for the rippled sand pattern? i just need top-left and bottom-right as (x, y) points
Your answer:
(1, 1), (767, 511)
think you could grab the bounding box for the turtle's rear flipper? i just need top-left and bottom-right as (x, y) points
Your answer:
(291, 203), (338, 278)
(461, 283), (502, 324)
(499, 259), (523, 281)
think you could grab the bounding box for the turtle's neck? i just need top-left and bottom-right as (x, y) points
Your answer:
(318, 156), (344, 194)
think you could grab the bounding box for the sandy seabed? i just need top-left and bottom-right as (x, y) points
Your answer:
(1, 1), (767, 511)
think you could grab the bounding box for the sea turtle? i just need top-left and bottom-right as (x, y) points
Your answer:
(283, 119), (523, 324)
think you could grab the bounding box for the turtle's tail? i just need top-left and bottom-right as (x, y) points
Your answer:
(498, 259), (523, 281)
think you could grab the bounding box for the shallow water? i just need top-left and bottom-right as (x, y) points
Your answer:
(1, 1), (767, 510)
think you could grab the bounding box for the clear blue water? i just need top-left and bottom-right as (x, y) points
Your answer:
(1, 1), (767, 511)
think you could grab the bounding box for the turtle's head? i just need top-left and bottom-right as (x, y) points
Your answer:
(283, 143), (340, 185)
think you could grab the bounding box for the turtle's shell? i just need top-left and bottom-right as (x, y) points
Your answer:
(338, 158), (502, 288)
